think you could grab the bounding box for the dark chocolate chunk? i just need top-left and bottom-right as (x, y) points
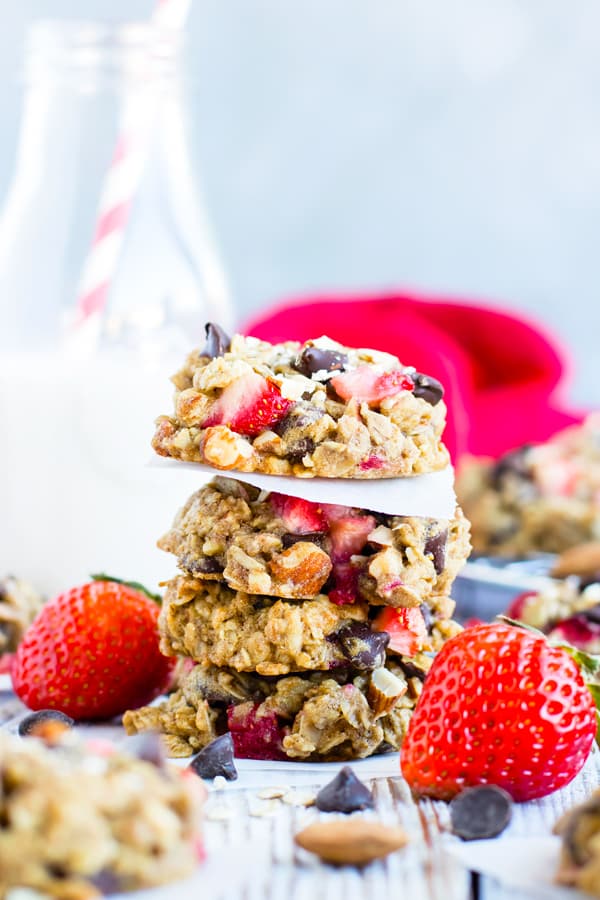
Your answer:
(188, 733), (238, 781)
(281, 531), (327, 551)
(18, 709), (74, 738)
(286, 437), (316, 464)
(490, 445), (532, 488)
(89, 870), (123, 894)
(294, 346), (349, 379)
(412, 372), (444, 406)
(582, 602), (600, 624)
(398, 659), (428, 681)
(449, 785), (513, 840)
(200, 322), (231, 359)
(124, 731), (165, 769)
(375, 741), (395, 754)
(419, 602), (433, 633)
(329, 622), (389, 670)
(315, 765), (375, 813)
(424, 529), (448, 575)
(191, 669), (260, 705)
(181, 554), (223, 576)
(272, 404), (324, 437)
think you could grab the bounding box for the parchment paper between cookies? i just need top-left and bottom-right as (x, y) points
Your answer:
(149, 459), (457, 519)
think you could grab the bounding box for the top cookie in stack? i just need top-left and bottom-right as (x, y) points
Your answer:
(152, 323), (449, 478)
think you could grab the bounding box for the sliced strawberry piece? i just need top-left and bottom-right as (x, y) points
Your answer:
(373, 607), (428, 657)
(227, 702), (288, 761)
(330, 366), (414, 405)
(202, 371), (294, 437)
(329, 515), (376, 561)
(319, 503), (355, 524)
(270, 493), (326, 533)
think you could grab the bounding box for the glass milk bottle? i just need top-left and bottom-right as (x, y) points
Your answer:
(0, 21), (233, 596)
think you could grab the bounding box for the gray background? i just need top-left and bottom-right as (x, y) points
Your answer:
(2, 1), (599, 403)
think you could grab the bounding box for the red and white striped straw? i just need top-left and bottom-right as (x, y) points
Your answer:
(71, 0), (191, 330)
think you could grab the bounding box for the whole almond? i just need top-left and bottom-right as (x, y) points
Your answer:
(551, 542), (600, 579)
(294, 819), (409, 865)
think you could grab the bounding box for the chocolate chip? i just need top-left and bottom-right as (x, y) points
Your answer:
(200, 322), (231, 359)
(424, 529), (448, 575)
(397, 659), (427, 681)
(294, 346), (348, 378)
(189, 733), (238, 781)
(272, 404), (324, 437)
(124, 731), (165, 768)
(450, 785), (513, 840)
(582, 603), (600, 624)
(490, 445), (532, 488)
(419, 603), (433, 633)
(18, 709), (74, 738)
(281, 532), (327, 550)
(315, 766), (375, 813)
(89, 870), (123, 894)
(287, 437), (316, 464)
(329, 622), (389, 670)
(412, 372), (444, 406)
(181, 554), (223, 576)
(372, 511), (391, 526)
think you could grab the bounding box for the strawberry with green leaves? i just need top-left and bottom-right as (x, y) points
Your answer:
(12, 577), (174, 720)
(401, 622), (599, 802)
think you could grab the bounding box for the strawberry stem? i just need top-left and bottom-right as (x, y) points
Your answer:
(90, 573), (162, 604)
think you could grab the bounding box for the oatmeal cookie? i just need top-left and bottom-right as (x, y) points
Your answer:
(555, 789), (600, 896)
(0, 575), (44, 655)
(152, 324), (450, 478)
(0, 731), (204, 897)
(160, 576), (458, 676)
(159, 576), (389, 676)
(160, 476), (470, 607)
(124, 657), (431, 760)
(457, 416), (600, 556)
(506, 578), (600, 653)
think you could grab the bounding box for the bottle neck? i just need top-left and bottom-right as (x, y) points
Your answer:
(0, 19), (232, 354)
(25, 20), (184, 91)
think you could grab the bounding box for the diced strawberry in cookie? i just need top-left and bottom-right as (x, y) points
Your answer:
(327, 514), (376, 605)
(227, 702), (288, 761)
(329, 562), (359, 605)
(329, 515), (376, 560)
(374, 607), (428, 657)
(330, 366), (414, 405)
(270, 494), (326, 532)
(202, 371), (294, 437)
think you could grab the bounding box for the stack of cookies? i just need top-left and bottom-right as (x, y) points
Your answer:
(124, 325), (471, 762)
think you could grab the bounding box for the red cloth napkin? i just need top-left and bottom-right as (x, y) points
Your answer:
(242, 291), (582, 462)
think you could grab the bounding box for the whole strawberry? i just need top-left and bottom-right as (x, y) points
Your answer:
(12, 580), (174, 720)
(401, 622), (597, 802)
